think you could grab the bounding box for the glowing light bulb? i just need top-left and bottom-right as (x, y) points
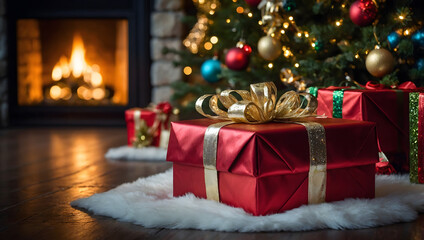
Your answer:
(248, 12), (253, 18)
(294, 63), (300, 68)
(288, 77), (294, 83)
(283, 22), (289, 28)
(268, 63), (273, 69)
(399, 15), (405, 20)
(280, 30), (285, 34)
(288, 16), (294, 21)
(183, 66), (192, 75)
(204, 42), (213, 50)
(236, 7), (244, 14)
(226, 19), (231, 23)
(210, 36), (218, 44)
(284, 50), (292, 57)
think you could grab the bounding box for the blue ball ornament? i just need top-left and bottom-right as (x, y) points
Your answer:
(387, 32), (401, 47)
(412, 29), (424, 47)
(201, 59), (221, 83)
(417, 58), (424, 71)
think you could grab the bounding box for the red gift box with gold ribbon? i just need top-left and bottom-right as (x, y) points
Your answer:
(310, 82), (422, 173)
(168, 82), (378, 215)
(167, 117), (378, 216)
(125, 108), (159, 147)
(125, 102), (173, 147)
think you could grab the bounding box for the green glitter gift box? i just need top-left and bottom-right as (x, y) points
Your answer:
(409, 92), (424, 183)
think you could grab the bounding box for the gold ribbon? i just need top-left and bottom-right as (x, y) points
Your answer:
(198, 82), (327, 206)
(296, 121), (327, 205)
(203, 121), (233, 202)
(133, 110), (141, 133)
(195, 82), (317, 123)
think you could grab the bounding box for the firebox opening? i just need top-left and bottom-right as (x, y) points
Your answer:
(17, 19), (129, 106)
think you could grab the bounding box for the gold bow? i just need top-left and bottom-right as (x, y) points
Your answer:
(195, 82), (317, 123)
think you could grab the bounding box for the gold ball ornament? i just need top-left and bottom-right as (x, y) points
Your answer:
(365, 48), (395, 78)
(258, 36), (282, 61)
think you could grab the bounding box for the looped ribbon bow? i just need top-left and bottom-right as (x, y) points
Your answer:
(195, 82), (318, 123)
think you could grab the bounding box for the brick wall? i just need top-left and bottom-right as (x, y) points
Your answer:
(150, 0), (184, 103)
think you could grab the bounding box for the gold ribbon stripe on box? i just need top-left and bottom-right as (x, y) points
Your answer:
(297, 121), (327, 204)
(203, 121), (233, 202)
(133, 109), (142, 135)
(197, 82), (327, 205)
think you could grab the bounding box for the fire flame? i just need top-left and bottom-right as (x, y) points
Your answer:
(69, 34), (86, 78)
(50, 33), (105, 101)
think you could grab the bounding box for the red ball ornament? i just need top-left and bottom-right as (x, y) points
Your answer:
(225, 47), (249, 71)
(244, 0), (262, 7)
(349, 0), (378, 27)
(242, 44), (252, 55)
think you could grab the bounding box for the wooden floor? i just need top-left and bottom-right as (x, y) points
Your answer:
(1, 128), (424, 239)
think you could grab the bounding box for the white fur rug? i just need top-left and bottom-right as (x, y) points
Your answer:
(104, 146), (167, 161)
(71, 169), (424, 232)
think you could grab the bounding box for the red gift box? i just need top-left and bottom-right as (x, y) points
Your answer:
(316, 88), (421, 172)
(167, 117), (378, 216)
(125, 108), (160, 147)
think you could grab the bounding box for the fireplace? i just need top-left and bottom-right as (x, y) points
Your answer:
(7, 0), (151, 125)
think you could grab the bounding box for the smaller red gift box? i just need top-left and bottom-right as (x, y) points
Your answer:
(167, 117), (378, 216)
(125, 108), (160, 147)
(315, 88), (421, 172)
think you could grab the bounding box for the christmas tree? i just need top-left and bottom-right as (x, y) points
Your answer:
(164, 0), (424, 116)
